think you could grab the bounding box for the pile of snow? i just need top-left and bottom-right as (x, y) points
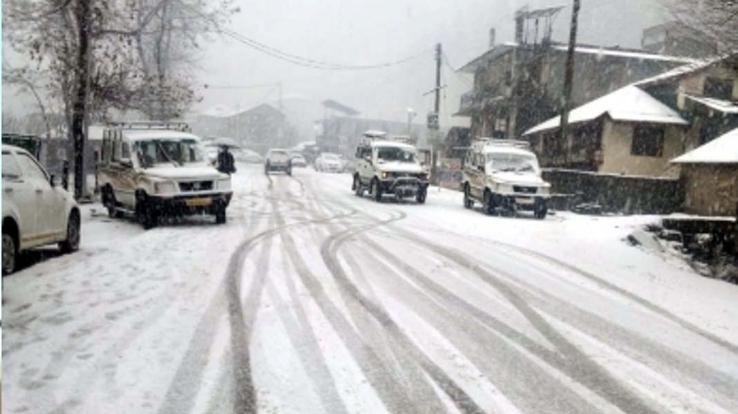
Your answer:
(672, 127), (738, 164)
(524, 85), (688, 135)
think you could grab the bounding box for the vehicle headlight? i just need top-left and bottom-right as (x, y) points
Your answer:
(216, 179), (231, 191)
(154, 181), (178, 194)
(496, 183), (513, 194)
(381, 171), (391, 179)
(539, 186), (550, 196)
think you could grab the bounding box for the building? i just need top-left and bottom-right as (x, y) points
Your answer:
(189, 103), (294, 154)
(672, 127), (738, 216)
(642, 21), (719, 59)
(523, 85), (689, 177)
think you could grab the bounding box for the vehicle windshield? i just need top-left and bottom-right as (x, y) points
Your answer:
(376, 146), (416, 163)
(322, 153), (339, 161)
(486, 153), (539, 173)
(135, 139), (204, 168)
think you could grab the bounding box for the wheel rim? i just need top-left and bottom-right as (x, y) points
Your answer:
(3, 234), (16, 273)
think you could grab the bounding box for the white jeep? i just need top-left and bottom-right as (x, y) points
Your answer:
(461, 139), (551, 219)
(98, 122), (232, 229)
(351, 131), (429, 203)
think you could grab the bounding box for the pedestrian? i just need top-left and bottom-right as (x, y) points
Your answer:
(217, 145), (236, 175)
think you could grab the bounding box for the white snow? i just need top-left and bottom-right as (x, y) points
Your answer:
(672, 127), (738, 164)
(524, 85), (688, 135)
(685, 95), (738, 114)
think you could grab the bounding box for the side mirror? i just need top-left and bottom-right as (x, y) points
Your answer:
(50, 175), (62, 187)
(120, 159), (133, 168)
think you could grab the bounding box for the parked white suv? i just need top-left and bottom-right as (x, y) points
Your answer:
(2, 145), (80, 275)
(352, 131), (429, 203)
(98, 122), (233, 229)
(461, 139), (551, 219)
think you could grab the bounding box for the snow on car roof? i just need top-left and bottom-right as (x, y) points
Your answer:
(671, 127), (738, 164)
(524, 85), (688, 135)
(370, 140), (415, 150)
(122, 130), (201, 141)
(482, 145), (536, 157)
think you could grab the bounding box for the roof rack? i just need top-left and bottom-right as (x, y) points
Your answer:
(106, 121), (191, 132)
(359, 130), (417, 146)
(474, 137), (531, 150)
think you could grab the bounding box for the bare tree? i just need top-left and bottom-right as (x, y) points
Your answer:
(661, 0), (738, 51)
(4, 0), (237, 198)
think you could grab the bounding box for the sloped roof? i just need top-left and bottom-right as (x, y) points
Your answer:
(672, 127), (738, 164)
(524, 85), (689, 135)
(635, 53), (737, 87)
(685, 95), (738, 114)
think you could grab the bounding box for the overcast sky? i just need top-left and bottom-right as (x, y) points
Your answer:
(3, 0), (671, 134)
(194, 0), (669, 128)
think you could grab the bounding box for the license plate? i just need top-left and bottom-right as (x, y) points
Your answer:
(515, 197), (534, 205)
(186, 197), (212, 207)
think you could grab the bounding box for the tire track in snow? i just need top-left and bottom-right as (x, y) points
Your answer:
(156, 196), (353, 414)
(318, 213), (488, 414)
(386, 228), (663, 414)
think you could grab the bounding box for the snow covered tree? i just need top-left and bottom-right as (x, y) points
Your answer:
(4, 0), (237, 198)
(661, 0), (738, 52)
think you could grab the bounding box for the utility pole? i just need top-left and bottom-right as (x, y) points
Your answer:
(559, 0), (580, 166)
(431, 43), (442, 185)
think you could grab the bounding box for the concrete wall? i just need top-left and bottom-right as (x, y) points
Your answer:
(599, 119), (684, 178)
(682, 164), (738, 216)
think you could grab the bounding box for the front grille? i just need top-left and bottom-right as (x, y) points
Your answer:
(179, 181), (213, 192)
(513, 186), (537, 194)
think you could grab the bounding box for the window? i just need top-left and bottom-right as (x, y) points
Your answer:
(631, 126), (664, 157)
(17, 153), (49, 183)
(2, 152), (21, 178)
(703, 77), (734, 100)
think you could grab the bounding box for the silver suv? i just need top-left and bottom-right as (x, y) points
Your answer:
(351, 131), (429, 203)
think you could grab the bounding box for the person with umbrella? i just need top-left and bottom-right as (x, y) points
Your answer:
(214, 138), (238, 175)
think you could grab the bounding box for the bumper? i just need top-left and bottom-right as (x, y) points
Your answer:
(148, 192), (233, 215)
(494, 193), (548, 211)
(379, 177), (429, 196)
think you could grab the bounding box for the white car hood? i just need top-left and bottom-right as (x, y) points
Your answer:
(490, 171), (549, 187)
(377, 161), (423, 174)
(144, 164), (226, 181)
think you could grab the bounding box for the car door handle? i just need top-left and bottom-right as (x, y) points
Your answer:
(35, 188), (43, 194)
(4, 188), (12, 193)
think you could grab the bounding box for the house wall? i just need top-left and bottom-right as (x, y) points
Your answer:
(676, 65), (738, 101)
(682, 164), (738, 216)
(599, 119), (684, 178)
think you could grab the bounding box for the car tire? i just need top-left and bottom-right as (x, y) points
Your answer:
(371, 179), (383, 202)
(215, 204), (227, 224)
(136, 195), (158, 230)
(534, 202), (548, 220)
(416, 187), (427, 204)
(483, 190), (496, 215)
(103, 186), (123, 218)
(287, 167), (292, 176)
(354, 175), (364, 197)
(59, 210), (81, 253)
(463, 184), (474, 209)
(2, 229), (17, 276)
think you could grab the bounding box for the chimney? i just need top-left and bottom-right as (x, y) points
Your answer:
(489, 28), (496, 48)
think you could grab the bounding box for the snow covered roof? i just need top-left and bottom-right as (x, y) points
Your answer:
(524, 85), (689, 136)
(634, 54), (736, 87)
(672, 127), (738, 164)
(685, 95), (738, 114)
(122, 130), (201, 141)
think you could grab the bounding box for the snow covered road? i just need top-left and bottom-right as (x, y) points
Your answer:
(3, 164), (738, 413)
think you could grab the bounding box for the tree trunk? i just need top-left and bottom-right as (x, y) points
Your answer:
(72, 0), (91, 199)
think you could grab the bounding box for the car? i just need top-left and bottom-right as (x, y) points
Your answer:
(265, 148), (292, 175)
(461, 139), (551, 219)
(315, 152), (343, 173)
(352, 131), (429, 203)
(290, 154), (307, 167)
(98, 122), (233, 229)
(2, 144), (81, 275)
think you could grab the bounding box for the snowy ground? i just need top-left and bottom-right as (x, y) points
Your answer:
(3, 164), (738, 413)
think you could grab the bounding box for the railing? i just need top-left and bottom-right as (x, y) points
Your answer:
(106, 121), (191, 132)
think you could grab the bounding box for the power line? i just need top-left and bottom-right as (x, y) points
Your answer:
(178, 2), (432, 71)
